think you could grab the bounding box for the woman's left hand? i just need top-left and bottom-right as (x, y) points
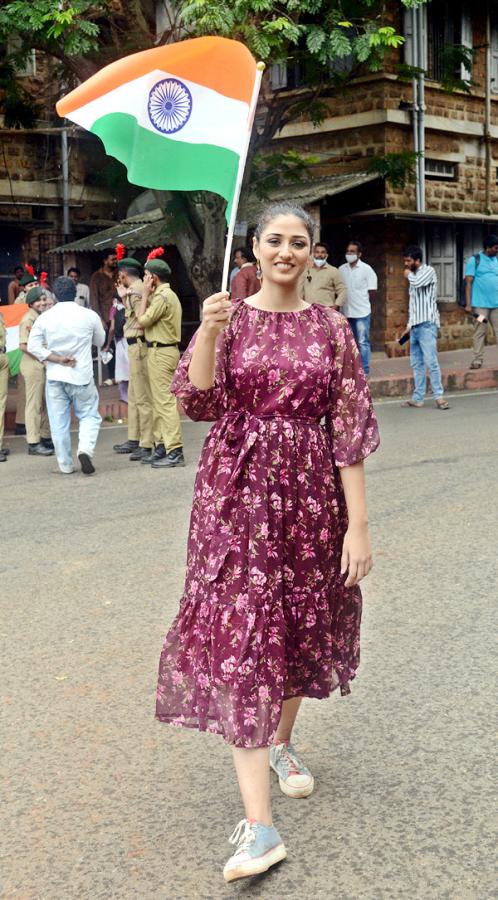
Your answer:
(341, 523), (373, 587)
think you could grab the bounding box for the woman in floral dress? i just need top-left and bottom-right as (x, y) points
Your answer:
(156, 203), (380, 882)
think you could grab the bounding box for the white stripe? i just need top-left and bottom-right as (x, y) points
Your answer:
(6, 325), (19, 353)
(68, 70), (250, 155)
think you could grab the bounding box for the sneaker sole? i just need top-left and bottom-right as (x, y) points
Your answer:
(223, 843), (287, 883)
(78, 452), (95, 475)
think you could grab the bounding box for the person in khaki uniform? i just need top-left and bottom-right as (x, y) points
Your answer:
(137, 252), (184, 469)
(0, 315), (10, 462)
(19, 287), (54, 457)
(15, 271), (39, 435)
(299, 241), (347, 309)
(112, 257), (154, 462)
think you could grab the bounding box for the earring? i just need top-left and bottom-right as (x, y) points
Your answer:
(255, 259), (262, 279)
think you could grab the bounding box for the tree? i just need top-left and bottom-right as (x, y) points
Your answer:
(0, 0), (425, 298)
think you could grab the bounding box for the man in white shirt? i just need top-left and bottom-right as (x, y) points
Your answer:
(68, 267), (90, 307)
(28, 275), (106, 475)
(339, 240), (378, 375)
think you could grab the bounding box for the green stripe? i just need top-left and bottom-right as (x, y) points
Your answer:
(7, 348), (22, 376)
(91, 112), (240, 220)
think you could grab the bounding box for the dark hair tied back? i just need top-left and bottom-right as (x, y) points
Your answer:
(254, 202), (314, 245)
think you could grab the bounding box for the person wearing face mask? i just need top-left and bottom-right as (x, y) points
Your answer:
(339, 241), (378, 376)
(299, 241), (346, 309)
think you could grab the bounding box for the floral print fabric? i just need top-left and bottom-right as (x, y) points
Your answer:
(156, 300), (380, 747)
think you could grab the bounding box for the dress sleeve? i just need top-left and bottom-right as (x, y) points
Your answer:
(171, 327), (228, 422)
(326, 314), (380, 467)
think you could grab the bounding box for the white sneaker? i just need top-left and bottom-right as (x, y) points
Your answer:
(270, 741), (314, 798)
(223, 819), (286, 883)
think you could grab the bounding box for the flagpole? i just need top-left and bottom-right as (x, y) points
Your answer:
(221, 61), (265, 292)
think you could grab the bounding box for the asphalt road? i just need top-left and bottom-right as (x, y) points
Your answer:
(2, 391), (497, 900)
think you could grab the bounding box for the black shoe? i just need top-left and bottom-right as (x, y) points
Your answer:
(28, 442), (54, 456)
(41, 438), (55, 451)
(78, 451), (95, 475)
(0, 447), (10, 456)
(130, 447), (152, 461)
(141, 443), (166, 464)
(113, 439), (139, 454)
(151, 447), (185, 469)
(0, 451), (7, 462)
(15, 424), (26, 436)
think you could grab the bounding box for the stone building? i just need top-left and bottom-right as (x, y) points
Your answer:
(0, 51), (131, 303)
(264, 2), (498, 354)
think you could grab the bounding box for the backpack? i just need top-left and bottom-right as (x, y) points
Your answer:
(459, 253), (480, 308)
(114, 305), (126, 340)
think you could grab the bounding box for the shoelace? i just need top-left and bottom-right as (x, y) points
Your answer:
(228, 819), (257, 856)
(276, 743), (302, 777)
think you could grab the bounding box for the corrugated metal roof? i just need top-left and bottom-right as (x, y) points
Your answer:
(50, 209), (168, 254)
(240, 172), (380, 222)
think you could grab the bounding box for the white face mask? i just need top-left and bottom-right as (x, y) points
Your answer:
(345, 253), (358, 264)
(313, 257), (327, 268)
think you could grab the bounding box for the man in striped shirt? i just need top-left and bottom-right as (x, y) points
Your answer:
(401, 245), (449, 410)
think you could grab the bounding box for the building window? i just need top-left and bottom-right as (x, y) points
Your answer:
(404, 2), (472, 83)
(427, 224), (456, 302)
(425, 160), (457, 180)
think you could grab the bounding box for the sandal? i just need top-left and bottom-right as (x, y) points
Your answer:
(401, 400), (424, 408)
(469, 361), (482, 370)
(435, 399), (450, 410)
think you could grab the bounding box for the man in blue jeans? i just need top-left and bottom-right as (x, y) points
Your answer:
(339, 240), (378, 375)
(28, 276), (106, 474)
(401, 245), (449, 410)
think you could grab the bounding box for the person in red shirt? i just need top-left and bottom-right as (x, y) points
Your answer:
(231, 247), (260, 300)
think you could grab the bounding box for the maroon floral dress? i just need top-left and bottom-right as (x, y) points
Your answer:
(156, 300), (380, 748)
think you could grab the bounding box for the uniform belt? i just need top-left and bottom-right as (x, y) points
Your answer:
(146, 341), (178, 348)
(126, 336), (146, 345)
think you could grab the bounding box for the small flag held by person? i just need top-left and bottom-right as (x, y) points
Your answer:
(56, 37), (261, 222)
(2, 304), (28, 375)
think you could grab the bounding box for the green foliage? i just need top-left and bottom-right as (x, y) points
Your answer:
(0, 1), (100, 57)
(251, 149), (320, 198)
(439, 44), (474, 93)
(367, 151), (421, 189)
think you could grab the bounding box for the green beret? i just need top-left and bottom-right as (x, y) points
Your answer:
(20, 273), (38, 287)
(26, 286), (44, 305)
(118, 257), (142, 270)
(144, 259), (171, 278)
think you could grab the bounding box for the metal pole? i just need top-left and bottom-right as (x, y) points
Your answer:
(417, 4), (426, 214)
(61, 127), (70, 240)
(412, 6), (421, 212)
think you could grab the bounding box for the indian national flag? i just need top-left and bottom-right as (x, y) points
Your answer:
(57, 37), (258, 220)
(2, 304), (27, 376)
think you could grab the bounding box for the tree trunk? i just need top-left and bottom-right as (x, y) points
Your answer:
(155, 190), (226, 308)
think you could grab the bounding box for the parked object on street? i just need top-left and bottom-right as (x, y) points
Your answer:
(155, 202), (379, 883)
(464, 234), (498, 370)
(136, 248), (184, 470)
(300, 241), (347, 309)
(401, 245), (449, 410)
(27, 275), (105, 475)
(339, 240), (378, 375)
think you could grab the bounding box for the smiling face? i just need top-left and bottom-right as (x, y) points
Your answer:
(253, 214), (311, 285)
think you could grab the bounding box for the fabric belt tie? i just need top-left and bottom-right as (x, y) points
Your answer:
(204, 411), (322, 583)
(146, 341), (178, 348)
(126, 336), (146, 345)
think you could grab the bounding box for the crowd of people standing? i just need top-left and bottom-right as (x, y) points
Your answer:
(2, 227), (498, 467)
